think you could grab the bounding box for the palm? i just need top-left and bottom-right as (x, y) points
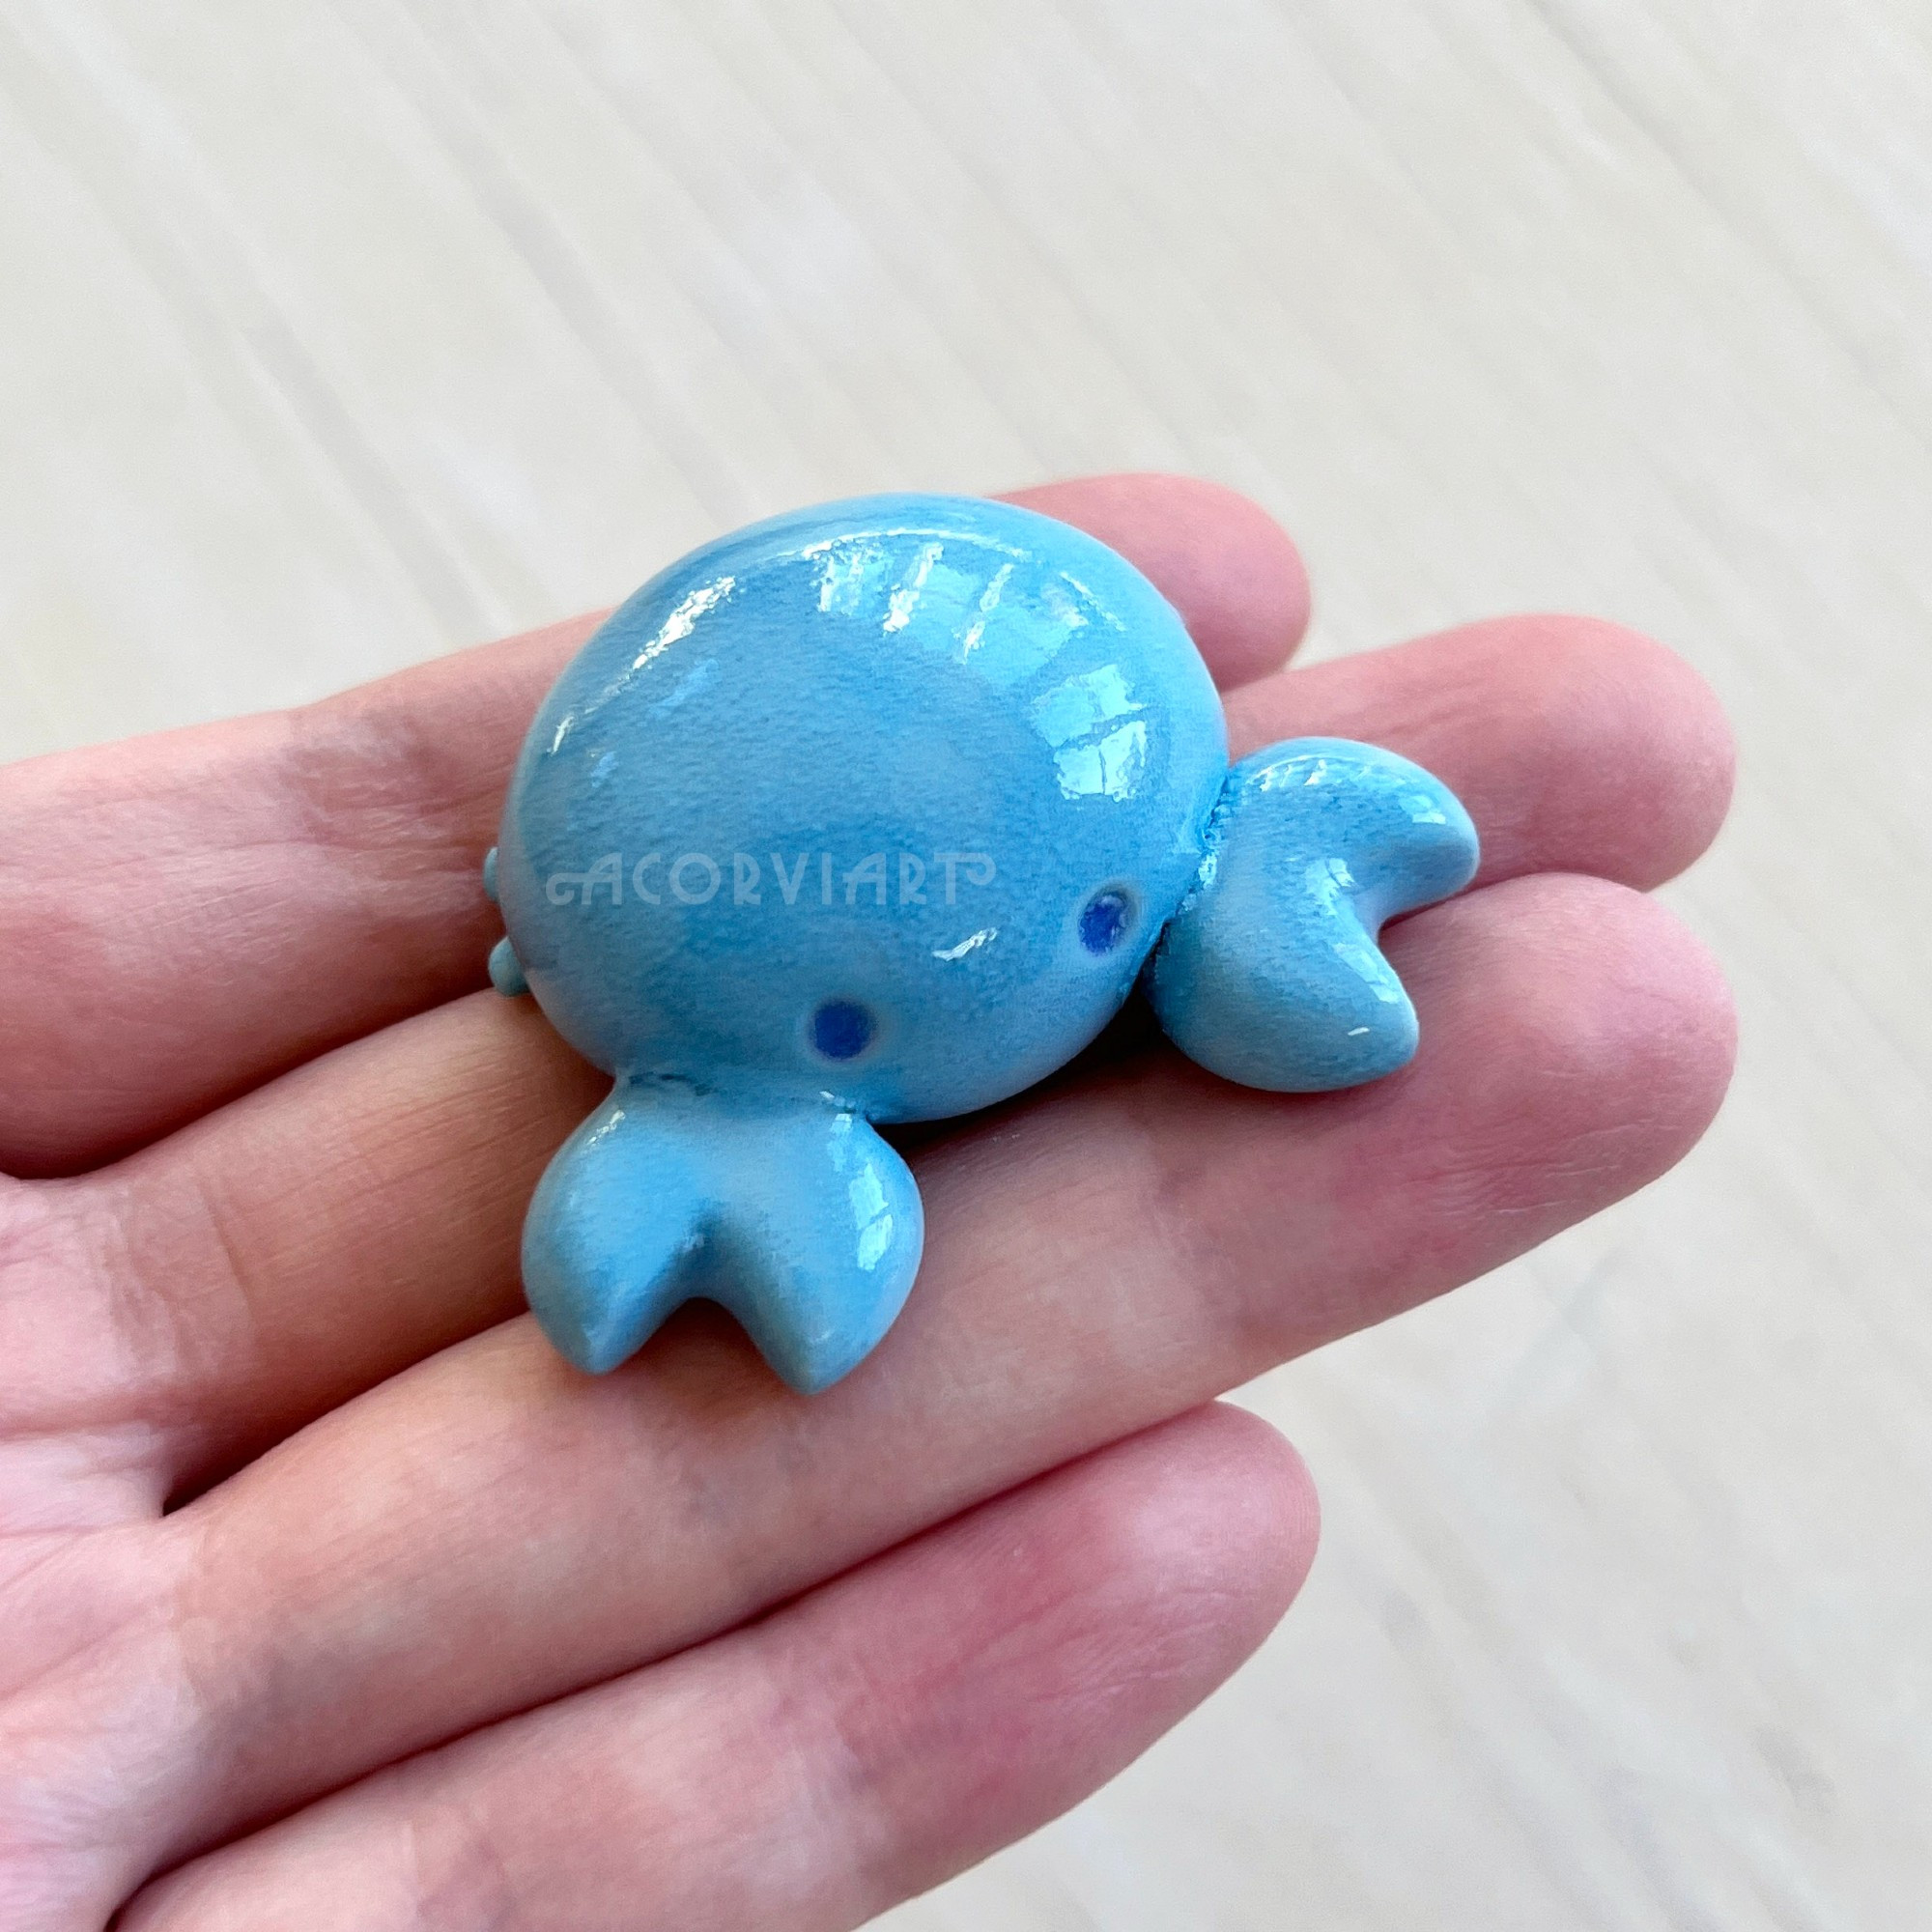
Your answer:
(0, 475), (1733, 1931)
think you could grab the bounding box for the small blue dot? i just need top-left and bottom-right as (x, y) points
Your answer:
(811, 1000), (874, 1060)
(1079, 889), (1133, 954)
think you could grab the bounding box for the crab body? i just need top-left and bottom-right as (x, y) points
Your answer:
(488, 495), (1477, 1391)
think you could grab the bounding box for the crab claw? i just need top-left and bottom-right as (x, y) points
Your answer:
(522, 1085), (923, 1392)
(1147, 738), (1479, 1092)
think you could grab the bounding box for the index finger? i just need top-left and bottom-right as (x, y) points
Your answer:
(0, 475), (1308, 1178)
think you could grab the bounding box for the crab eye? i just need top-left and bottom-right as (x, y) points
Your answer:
(1078, 889), (1134, 955)
(810, 1000), (875, 1060)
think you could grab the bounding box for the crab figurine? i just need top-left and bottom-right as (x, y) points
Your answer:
(486, 494), (1477, 1393)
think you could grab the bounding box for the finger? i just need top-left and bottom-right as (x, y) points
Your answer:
(56, 609), (1734, 1487)
(122, 1406), (1315, 1932)
(1003, 473), (1309, 688)
(0, 482), (1297, 1184)
(127, 874), (1731, 1865)
(1226, 613), (1733, 891)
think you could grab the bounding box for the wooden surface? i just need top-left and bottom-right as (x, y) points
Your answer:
(1, 4), (1921, 1925)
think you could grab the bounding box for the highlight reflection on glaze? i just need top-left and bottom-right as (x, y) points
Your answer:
(489, 494), (1477, 1392)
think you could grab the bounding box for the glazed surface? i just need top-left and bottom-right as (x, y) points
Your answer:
(497, 493), (1228, 1122)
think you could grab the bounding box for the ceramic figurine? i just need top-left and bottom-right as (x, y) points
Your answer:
(486, 494), (1478, 1392)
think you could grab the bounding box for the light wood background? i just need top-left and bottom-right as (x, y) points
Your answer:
(1, 4), (1922, 1926)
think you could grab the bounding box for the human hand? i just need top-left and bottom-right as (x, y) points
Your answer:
(0, 475), (1735, 1929)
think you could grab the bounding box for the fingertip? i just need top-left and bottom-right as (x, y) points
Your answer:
(1434, 614), (1735, 891)
(1082, 1406), (1321, 1661)
(1394, 873), (1739, 1192)
(1576, 878), (1739, 1146)
(1002, 473), (1310, 688)
(1179, 1402), (1322, 1613)
(1497, 615), (1736, 889)
(1231, 612), (1736, 891)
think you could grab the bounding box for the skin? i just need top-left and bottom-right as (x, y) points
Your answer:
(0, 473), (1737, 1930)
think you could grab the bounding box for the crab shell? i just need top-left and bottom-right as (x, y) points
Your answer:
(494, 492), (1228, 1123)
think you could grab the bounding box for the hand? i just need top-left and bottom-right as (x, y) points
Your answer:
(0, 474), (1735, 1930)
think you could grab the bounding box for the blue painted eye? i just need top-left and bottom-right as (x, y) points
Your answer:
(1079, 889), (1134, 954)
(810, 1000), (875, 1060)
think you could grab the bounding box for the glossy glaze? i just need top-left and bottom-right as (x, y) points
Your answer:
(495, 494), (1229, 1122)
(524, 1085), (922, 1389)
(490, 494), (1478, 1391)
(1148, 740), (1479, 1089)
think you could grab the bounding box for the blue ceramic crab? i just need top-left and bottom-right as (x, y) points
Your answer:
(486, 494), (1477, 1392)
